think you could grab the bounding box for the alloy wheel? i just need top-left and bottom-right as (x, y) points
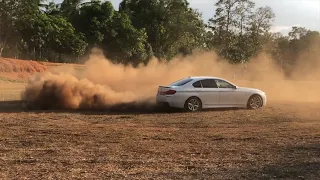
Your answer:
(248, 95), (263, 109)
(187, 98), (201, 112)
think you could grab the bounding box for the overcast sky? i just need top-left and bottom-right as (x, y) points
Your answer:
(53, 0), (320, 35)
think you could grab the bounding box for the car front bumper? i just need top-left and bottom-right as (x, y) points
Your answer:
(261, 93), (267, 106)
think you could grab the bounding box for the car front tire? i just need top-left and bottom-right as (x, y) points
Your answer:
(247, 94), (263, 109)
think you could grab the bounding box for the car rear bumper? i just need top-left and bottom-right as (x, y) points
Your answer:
(156, 94), (185, 108)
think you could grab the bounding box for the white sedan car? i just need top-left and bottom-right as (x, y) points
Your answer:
(156, 76), (266, 112)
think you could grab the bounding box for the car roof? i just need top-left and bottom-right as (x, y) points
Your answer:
(169, 76), (236, 87)
(187, 76), (223, 80)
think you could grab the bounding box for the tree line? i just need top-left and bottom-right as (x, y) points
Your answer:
(0, 0), (319, 74)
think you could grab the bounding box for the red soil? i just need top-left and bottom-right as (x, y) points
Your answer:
(0, 57), (73, 81)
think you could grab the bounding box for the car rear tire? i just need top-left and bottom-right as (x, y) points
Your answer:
(247, 94), (263, 109)
(184, 97), (202, 112)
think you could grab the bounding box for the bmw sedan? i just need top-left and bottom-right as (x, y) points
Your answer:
(156, 76), (267, 112)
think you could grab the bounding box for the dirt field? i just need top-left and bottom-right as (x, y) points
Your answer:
(0, 58), (320, 179)
(0, 100), (319, 179)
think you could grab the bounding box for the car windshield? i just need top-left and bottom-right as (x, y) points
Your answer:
(169, 78), (193, 86)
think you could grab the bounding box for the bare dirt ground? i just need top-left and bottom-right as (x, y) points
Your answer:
(0, 101), (319, 179)
(0, 58), (319, 179)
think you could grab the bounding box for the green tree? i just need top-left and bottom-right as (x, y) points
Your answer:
(101, 12), (153, 66)
(248, 6), (275, 35)
(73, 0), (114, 47)
(43, 1), (61, 15)
(208, 0), (257, 63)
(1, 0), (319, 72)
(267, 27), (320, 76)
(208, 1), (275, 63)
(119, 0), (206, 60)
(72, 0), (152, 65)
(60, 0), (83, 21)
(0, 0), (18, 56)
(288, 26), (308, 40)
(19, 13), (87, 62)
(0, 0), (44, 57)
(209, 0), (255, 33)
(235, 0), (255, 35)
(244, 6), (275, 60)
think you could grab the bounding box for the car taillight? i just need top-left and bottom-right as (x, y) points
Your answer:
(164, 90), (176, 95)
(160, 89), (176, 95)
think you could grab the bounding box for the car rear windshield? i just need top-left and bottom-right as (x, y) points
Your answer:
(169, 78), (193, 86)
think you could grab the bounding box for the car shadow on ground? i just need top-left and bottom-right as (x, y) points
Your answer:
(0, 100), (244, 115)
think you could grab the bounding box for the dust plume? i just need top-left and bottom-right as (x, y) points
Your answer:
(21, 47), (320, 110)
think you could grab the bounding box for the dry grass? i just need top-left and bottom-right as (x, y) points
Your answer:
(0, 82), (25, 101)
(0, 101), (319, 179)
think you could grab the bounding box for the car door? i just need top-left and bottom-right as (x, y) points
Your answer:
(198, 79), (219, 106)
(214, 79), (242, 106)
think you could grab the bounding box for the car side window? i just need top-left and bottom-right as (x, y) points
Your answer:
(215, 79), (234, 88)
(192, 81), (202, 88)
(201, 79), (218, 88)
(170, 78), (193, 86)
